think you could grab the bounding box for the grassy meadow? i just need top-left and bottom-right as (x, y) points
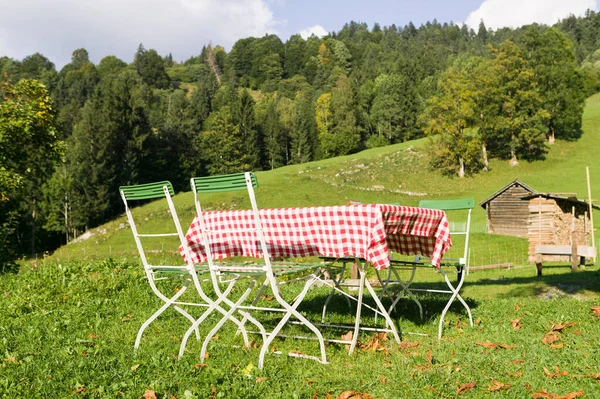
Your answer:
(2, 95), (600, 397)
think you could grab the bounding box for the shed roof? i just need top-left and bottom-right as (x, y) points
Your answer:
(479, 179), (537, 209)
(521, 193), (600, 211)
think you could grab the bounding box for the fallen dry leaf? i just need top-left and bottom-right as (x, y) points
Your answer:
(260, 295), (274, 301)
(550, 342), (564, 349)
(246, 340), (258, 349)
(515, 304), (520, 311)
(427, 349), (432, 365)
(525, 383), (534, 392)
(256, 377), (267, 383)
(121, 314), (132, 322)
(476, 341), (497, 349)
(399, 341), (419, 350)
(341, 331), (353, 349)
(591, 306), (600, 317)
(550, 322), (574, 332)
(360, 334), (388, 353)
(142, 390), (157, 399)
(474, 317), (482, 325)
(511, 318), (521, 330)
(73, 387), (85, 394)
(531, 387), (583, 399)
(508, 372), (523, 378)
(4, 356), (17, 364)
(456, 381), (476, 395)
(209, 387), (217, 399)
(88, 333), (98, 339)
(542, 331), (560, 345)
(194, 363), (207, 369)
(544, 366), (568, 378)
(379, 376), (387, 384)
(336, 391), (373, 399)
(377, 332), (389, 342)
(131, 364), (140, 371)
(488, 380), (510, 391)
(498, 344), (517, 349)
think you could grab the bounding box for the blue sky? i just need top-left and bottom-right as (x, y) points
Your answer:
(274, 0), (485, 38)
(0, 0), (597, 69)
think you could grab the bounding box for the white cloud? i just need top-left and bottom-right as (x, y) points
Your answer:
(465, 0), (597, 30)
(298, 25), (328, 39)
(0, 0), (279, 68)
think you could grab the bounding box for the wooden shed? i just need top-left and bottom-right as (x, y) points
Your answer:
(479, 179), (537, 237)
(522, 193), (598, 263)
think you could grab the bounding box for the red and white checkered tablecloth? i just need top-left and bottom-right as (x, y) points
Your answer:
(180, 204), (451, 269)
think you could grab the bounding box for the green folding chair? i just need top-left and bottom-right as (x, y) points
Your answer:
(385, 198), (475, 340)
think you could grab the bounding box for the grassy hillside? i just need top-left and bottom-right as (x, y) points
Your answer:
(47, 93), (600, 265)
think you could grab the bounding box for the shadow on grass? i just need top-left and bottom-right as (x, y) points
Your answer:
(298, 289), (479, 330)
(463, 266), (600, 298)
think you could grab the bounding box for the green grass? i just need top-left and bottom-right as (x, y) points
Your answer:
(0, 259), (599, 398)
(5, 93), (600, 398)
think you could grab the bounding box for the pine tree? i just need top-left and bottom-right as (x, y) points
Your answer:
(262, 100), (286, 169)
(291, 91), (317, 163)
(201, 107), (249, 174)
(234, 89), (261, 169)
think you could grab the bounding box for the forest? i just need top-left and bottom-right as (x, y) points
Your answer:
(2, 11), (600, 268)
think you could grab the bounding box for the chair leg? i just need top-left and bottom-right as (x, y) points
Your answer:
(178, 278), (240, 359)
(321, 264), (351, 323)
(388, 267), (423, 320)
(258, 274), (328, 369)
(363, 276), (401, 344)
(386, 266), (423, 320)
(238, 277), (268, 332)
(374, 267), (395, 324)
(173, 305), (201, 342)
(134, 282), (191, 350)
(200, 280), (267, 362)
(437, 267), (472, 341)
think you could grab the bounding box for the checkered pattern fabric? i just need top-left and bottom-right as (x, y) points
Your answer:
(180, 204), (451, 270)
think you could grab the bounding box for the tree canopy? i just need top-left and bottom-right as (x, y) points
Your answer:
(1, 12), (597, 266)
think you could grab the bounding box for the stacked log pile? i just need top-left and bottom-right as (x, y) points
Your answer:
(527, 197), (591, 262)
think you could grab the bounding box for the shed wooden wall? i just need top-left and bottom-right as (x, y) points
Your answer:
(486, 185), (532, 237)
(527, 197), (591, 262)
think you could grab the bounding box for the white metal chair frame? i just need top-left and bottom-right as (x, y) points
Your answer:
(181, 172), (329, 369)
(120, 182), (204, 350)
(317, 258), (402, 354)
(120, 182), (253, 354)
(382, 198), (475, 340)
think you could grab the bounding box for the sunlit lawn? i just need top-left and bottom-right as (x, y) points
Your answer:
(1, 258), (599, 398)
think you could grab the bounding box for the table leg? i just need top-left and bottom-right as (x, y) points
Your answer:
(363, 274), (401, 344)
(347, 263), (365, 355)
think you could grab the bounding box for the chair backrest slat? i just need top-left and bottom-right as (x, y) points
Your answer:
(191, 173), (258, 193)
(120, 181), (175, 200)
(418, 198), (474, 211)
(417, 198), (474, 267)
(119, 180), (184, 273)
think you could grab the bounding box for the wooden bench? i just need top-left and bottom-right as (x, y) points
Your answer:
(535, 245), (596, 276)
